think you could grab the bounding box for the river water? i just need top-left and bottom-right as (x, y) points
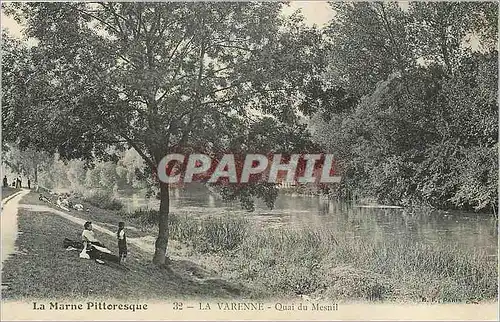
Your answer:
(117, 187), (498, 257)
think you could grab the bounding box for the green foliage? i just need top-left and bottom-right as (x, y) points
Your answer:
(24, 148), (148, 193)
(309, 2), (498, 211)
(450, 145), (498, 211)
(120, 208), (159, 227)
(83, 190), (123, 211)
(326, 3), (411, 97)
(2, 142), (51, 182)
(325, 2), (497, 96)
(3, 3), (323, 211)
(216, 183), (279, 212)
(66, 159), (86, 193)
(97, 162), (119, 189)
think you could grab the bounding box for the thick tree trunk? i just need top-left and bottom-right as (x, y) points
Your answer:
(152, 180), (170, 265)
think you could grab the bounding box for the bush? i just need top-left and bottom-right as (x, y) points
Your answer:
(170, 214), (249, 253)
(450, 145), (498, 211)
(169, 214), (199, 242)
(83, 190), (123, 210)
(120, 209), (249, 253)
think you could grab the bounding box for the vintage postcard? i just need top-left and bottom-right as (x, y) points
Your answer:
(1, 1), (498, 321)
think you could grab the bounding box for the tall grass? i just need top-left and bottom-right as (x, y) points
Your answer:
(231, 229), (497, 302)
(120, 208), (497, 302)
(121, 208), (159, 227)
(186, 216), (248, 253)
(122, 209), (248, 253)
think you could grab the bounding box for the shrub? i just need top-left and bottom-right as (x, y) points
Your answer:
(83, 190), (123, 210)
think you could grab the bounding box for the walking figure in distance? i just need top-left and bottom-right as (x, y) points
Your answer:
(117, 221), (127, 264)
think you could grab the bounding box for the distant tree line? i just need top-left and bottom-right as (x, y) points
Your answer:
(3, 143), (148, 194)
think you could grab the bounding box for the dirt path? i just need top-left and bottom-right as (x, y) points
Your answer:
(20, 204), (156, 254)
(1, 189), (30, 273)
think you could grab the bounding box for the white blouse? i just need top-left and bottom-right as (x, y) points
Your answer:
(82, 229), (98, 243)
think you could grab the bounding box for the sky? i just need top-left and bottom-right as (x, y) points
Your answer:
(1, 1), (335, 38)
(1, 1), (481, 54)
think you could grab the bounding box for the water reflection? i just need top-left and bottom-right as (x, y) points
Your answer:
(117, 187), (498, 257)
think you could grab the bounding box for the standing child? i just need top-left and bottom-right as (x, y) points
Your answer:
(117, 222), (127, 264)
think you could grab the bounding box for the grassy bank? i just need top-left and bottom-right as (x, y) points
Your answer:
(2, 194), (249, 300)
(97, 203), (499, 302)
(229, 229), (497, 302)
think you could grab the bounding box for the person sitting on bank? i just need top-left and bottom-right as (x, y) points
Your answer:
(82, 221), (105, 248)
(81, 221), (119, 263)
(57, 196), (70, 211)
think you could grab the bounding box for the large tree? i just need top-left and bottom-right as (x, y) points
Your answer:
(308, 1), (498, 210)
(325, 2), (413, 98)
(2, 3), (324, 265)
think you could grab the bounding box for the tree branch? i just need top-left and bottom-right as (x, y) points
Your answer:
(71, 5), (120, 35)
(99, 2), (126, 39)
(121, 132), (156, 171)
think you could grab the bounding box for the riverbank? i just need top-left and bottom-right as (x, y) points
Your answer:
(164, 218), (496, 303)
(13, 192), (497, 303)
(138, 211), (497, 303)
